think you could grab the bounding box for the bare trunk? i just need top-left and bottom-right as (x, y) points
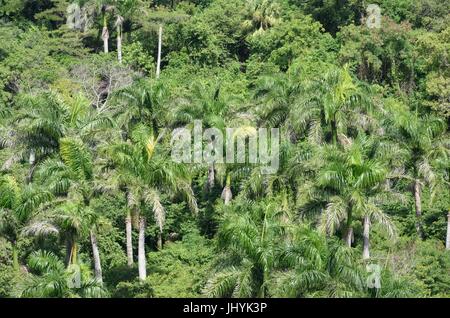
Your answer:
(90, 229), (103, 284)
(446, 212), (450, 251)
(414, 179), (424, 239)
(157, 231), (162, 250)
(221, 174), (232, 204)
(222, 186), (232, 205)
(65, 239), (72, 267)
(70, 241), (78, 265)
(363, 215), (370, 260)
(345, 227), (353, 247)
(138, 216), (147, 280)
(102, 26), (109, 53)
(117, 24), (122, 63)
(26, 150), (36, 184)
(344, 205), (353, 247)
(156, 25), (162, 79)
(29, 150), (35, 165)
(126, 211), (133, 266)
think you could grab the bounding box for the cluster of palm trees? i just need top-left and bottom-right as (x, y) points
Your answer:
(0, 35), (448, 297)
(201, 64), (449, 297)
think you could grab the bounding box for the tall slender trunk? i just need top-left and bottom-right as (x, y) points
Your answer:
(65, 239), (72, 267)
(446, 212), (450, 251)
(12, 241), (19, 271)
(345, 227), (353, 247)
(156, 25), (162, 79)
(157, 231), (163, 250)
(29, 150), (35, 165)
(102, 16), (109, 53)
(138, 216), (147, 280)
(344, 205), (353, 247)
(26, 150), (36, 184)
(363, 215), (370, 260)
(70, 241), (78, 265)
(126, 211), (133, 266)
(221, 174), (232, 205)
(90, 229), (103, 284)
(117, 23), (122, 63)
(414, 179), (424, 239)
(102, 27), (109, 53)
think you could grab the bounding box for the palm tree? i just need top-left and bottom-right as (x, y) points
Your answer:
(204, 197), (288, 297)
(110, 0), (139, 63)
(302, 65), (378, 146)
(109, 79), (171, 268)
(172, 80), (248, 193)
(205, 196), (367, 298)
(0, 175), (54, 271)
(387, 102), (449, 239)
(275, 225), (365, 297)
(107, 124), (197, 280)
(256, 65), (374, 145)
(112, 79), (169, 135)
(315, 135), (396, 255)
(254, 67), (303, 132)
(0, 93), (66, 176)
(35, 137), (105, 283)
(242, 0), (281, 36)
(20, 250), (106, 298)
(137, 7), (189, 79)
(0, 91), (112, 179)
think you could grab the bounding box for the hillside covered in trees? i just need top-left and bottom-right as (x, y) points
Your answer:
(0, 0), (449, 298)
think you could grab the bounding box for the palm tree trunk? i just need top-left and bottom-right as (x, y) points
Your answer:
(344, 205), (353, 247)
(117, 24), (122, 63)
(446, 212), (450, 251)
(29, 150), (35, 165)
(90, 229), (103, 284)
(157, 231), (163, 250)
(222, 186), (232, 204)
(156, 24), (162, 79)
(221, 174), (232, 204)
(11, 241), (19, 271)
(138, 216), (147, 280)
(414, 179), (424, 239)
(102, 27), (109, 53)
(102, 16), (109, 53)
(70, 241), (78, 265)
(345, 227), (353, 247)
(27, 150), (36, 184)
(126, 211), (133, 266)
(65, 239), (72, 267)
(363, 215), (370, 260)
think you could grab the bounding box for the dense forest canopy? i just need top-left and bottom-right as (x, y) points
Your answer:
(0, 0), (449, 298)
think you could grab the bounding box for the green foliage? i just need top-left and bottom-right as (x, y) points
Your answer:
(411, 240), (450, 296)
(146, 231), (214, 297)
(0, 0), (449, 299)
(113, 279), (154, 298)
(122, 41), (155, 75)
